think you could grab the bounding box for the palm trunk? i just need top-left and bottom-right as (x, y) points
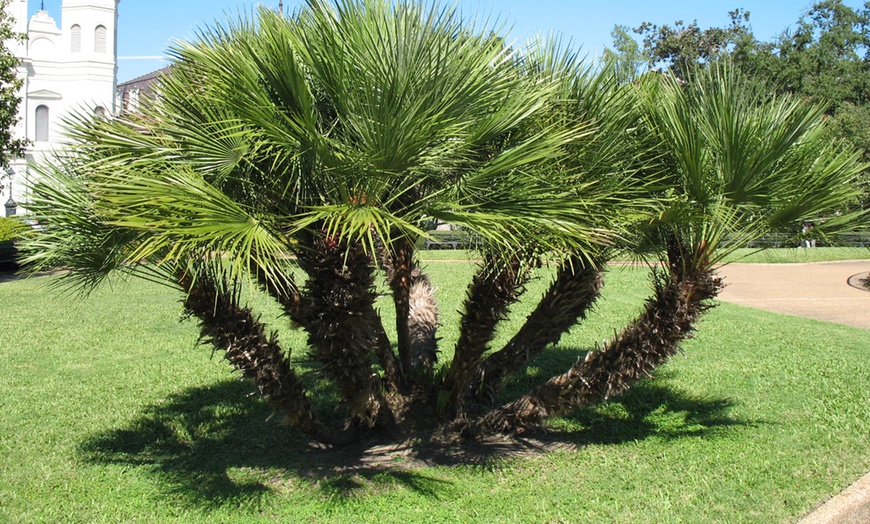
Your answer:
(443, 254), (528, 416)
(469, 253), (604, 403)
(254, 261), (402, 392)
(405, 267), (440, 370)
(180, 272), (351, 445)
(295, 237), (396, 430)
(388, 238), (415, 374)
(478, 241), (721, 435)
(382, 237), (440, 376)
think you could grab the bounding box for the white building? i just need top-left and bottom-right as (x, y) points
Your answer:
(3, 0), (119, 213)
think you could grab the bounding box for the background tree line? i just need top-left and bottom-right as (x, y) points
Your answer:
(0, 0), (29, 193)
(605, 0), (870, 204)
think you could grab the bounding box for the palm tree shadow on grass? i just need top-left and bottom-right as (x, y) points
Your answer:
(558, 376), (748, 445)
(79, 349), (751, 508)
(79, 380), (454, 508)
(496, 346), (752, 445)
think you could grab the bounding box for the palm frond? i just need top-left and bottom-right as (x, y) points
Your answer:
(636, 61), (866, 267)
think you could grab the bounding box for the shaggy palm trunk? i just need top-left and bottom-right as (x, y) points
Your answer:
(478, 240), (721, 434)
(382, 237), (440, 376)
(180, 273), (350, 445)
(469, 253), (604, 403)
(255, 262), (402, 392)
(295, 237), (396, 430)
(388, 238), (415, 373)
(405, 268), (440, 370)
(443, 254), (528, 416)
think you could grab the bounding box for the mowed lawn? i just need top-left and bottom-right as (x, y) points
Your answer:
(1, 253), (868, 523)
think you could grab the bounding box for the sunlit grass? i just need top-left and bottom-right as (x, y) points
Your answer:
(418, 246), (870, 264)
(1, 263), (867, 523)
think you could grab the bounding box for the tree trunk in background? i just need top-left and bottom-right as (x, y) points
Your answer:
(381, 237), (440, 378)
(478, 243), (721, 435)
(181, 272), (352, 445)
(469, 253), (604, 403)
(295, 237), (396, 430)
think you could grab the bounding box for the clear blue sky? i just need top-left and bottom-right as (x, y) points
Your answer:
(29, 0), (866, 83)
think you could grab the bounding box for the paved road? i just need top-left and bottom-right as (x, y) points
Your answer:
(717, 260), (870, 330)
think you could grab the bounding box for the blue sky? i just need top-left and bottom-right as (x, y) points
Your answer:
(29, 0), (866, 82)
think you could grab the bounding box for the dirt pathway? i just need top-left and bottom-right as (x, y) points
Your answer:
(716, 260), (870, 330)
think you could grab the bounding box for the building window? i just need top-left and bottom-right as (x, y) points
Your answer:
(95, 25), (107, 54)
(71, 24), (81, 53)
(128, 88), (140, 113)
(35, 105), (49, 142)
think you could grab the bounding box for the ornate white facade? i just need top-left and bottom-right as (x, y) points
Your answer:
(3, 0), (119, 212)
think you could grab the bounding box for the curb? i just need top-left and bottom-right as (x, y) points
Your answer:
(798, 472), (870, 524)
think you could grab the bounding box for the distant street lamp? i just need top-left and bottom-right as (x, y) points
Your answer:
(4, 167), (17, 217)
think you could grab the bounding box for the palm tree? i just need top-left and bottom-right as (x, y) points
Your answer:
(479, 63), (865, 433)
(464, 53), (655, 405)
(23, 1), (863, 445)
(25, 0), (628, 443)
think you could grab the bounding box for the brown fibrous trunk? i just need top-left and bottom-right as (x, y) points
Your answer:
(381, 237), (440, 378)
(254, 260), (403, 393)
(469, 253), (604, 403)
(181, 272), (351, 445)
(477, 244), (721, 435)
(443, 254), (529, 415)
(294, 236), (396, 430)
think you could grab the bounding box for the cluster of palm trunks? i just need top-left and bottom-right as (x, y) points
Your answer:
(182, 236), (721, 445)
(23, 0), (863, 447)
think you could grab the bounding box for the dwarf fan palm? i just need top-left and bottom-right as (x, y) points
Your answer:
(24, 0), (635, 442)
(481, 63), (865, 432)
(25, 3), (862, 444)
(464, 48), (656, 405)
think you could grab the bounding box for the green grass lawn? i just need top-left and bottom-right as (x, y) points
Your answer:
(723, 246), (870, 263)
(419, 246), (870, 264)
(1, 261), (868, 523)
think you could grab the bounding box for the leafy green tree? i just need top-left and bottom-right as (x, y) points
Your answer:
(0, 0), (28, 190)
(602, 25), (648, 82)
(761, 1), (870, 206)
(764, 0), (870, 109)
(633, 9), (754, 79)
(827, 101), (870, 199)
(23, 1), (865, 446)
(620, 1), (870, 108)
